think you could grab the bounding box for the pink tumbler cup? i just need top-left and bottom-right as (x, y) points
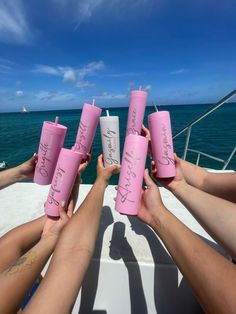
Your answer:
(34, 120), (67, 185)
(126, 88), (148, 135)
(148, 111), (176, 178)
(44, 148), (83, 217)
(75, 102), (102, 157)
(115, 134), (148, 215)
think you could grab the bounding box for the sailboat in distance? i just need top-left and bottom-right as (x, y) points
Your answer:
(21, 105), (28, 113)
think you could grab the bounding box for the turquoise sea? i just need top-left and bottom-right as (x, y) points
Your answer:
(0, 103), (235, 184)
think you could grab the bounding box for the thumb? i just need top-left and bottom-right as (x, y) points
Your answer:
(173, 153), (181, 166)
(144, 169), (155, 189)
(58, 202), (69, 221)
(109, 164), (121, 174)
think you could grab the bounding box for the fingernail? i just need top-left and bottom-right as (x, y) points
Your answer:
(61, 201), (65, 208)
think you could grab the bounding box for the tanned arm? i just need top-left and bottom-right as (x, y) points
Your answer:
(138, 169), (236, 314)
(23, 155), (120, 314)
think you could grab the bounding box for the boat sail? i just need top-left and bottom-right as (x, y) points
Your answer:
(21, 106), (28, 113)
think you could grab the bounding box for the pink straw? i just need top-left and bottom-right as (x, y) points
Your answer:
(139, 85), (142, 91)
(55, 116), (59, 126)
(92, 99), (95, 106)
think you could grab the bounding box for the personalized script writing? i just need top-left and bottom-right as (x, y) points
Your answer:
(47, 166), (65, 206)
(118, 150), (140, 203)
(127, 107), (138, 135)
(158, 124), (174, 166)
(38, 143), (51, 177)
(76, 121), (88, 154)
(103, 128), (119, 165)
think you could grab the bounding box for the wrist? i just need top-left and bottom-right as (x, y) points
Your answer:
(150, 205), (169, 233)
(170, 180), (189, 195)
(40, 232), (59, 247)
(12, 166), (25, 182)
(95, 177), (108, 188)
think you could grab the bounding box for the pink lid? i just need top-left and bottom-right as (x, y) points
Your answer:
(43, 121), (67, 134)
(126, 133), (148, 145)
(130, 90), (148, 98)
(148, 110), (169, 122)
(83, 103), (102, 115)
(60, 148), (84, 158)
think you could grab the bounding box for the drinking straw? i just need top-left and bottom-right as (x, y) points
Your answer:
(106, 110), (110, 117)
(152, 102), (158, 112)
(55, 116), (59, 125)
(139, 85), (142, 90)
(92, 99), (96, 106)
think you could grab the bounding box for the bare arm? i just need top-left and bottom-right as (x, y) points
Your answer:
(138, 170), (236, 314)
(0, 155), (37, 190)
(0, 155), (89, 273)
(173, 181), (236, 259)
(0, 204), (72, 314)
(153, 156), (236, 258)
(24, 155), (120, 314)
(0, 216), (46, 272)
(142, 124), (236, 203)
(179, 159), (236, 203)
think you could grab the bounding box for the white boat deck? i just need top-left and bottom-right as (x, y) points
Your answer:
(0, 175), (230, 314)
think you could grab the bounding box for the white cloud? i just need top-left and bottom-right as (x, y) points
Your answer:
(33, 61), (105, 88)
(105, 72), (142, 78)
(63, 69), (76, 82)
(144, 84), (152, 91)
(75, 81), (95, 88)
(127, 82), (151, 92)
(53, 0), (156, 30)
(77, 61), (105, 78)
(94, 92), (127, 100)
(16, 90), (23, 97)
(33, 65), (61, 76)
(35, 90), (76, 102)
(170, 69), (187, 75)
(0, 58), (16, 73)
(0, 0), (33, 44)
(0, 64), (11, 73)
(73, 0), (104, 30)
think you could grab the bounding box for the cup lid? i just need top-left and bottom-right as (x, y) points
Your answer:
(83, 103), (102, 115)
(125, 133), (148, 144)
(148, 110), (169, 121)
(130, 90), (148, 98)
(100, 116), (119, 121)
(43, 121), (67, 134)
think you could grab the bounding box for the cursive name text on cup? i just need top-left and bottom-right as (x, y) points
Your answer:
(158, 124), (174, 166)
(118, 150), (140, 203)
(127, 107), (138, 135)
(38, 143), (51, 177)
(76, 121), (88, 154)
(103, 128), (119, 165)
(47, 165), (65, 206)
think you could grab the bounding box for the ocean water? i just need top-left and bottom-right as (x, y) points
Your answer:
(0, 103), (235, 184)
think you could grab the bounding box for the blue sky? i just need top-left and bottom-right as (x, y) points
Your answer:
(0, 0), (235, 112)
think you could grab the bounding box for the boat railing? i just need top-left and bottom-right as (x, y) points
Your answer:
(171, 89), (236, 169)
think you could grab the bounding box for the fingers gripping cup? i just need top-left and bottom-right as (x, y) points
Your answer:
(126, 86), (148, 136)
(100, 110), (120, 168)
(75, 100), (102, 157)
(34, 117), (67, 185)
(115, 134), (148, 215)
(44, 148), (83, 217)
(148, 111), (176, 178)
